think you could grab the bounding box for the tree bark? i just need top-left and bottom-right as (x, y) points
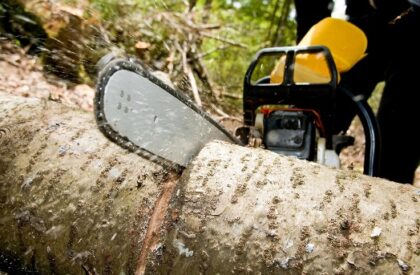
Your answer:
(0, 92), (174, 274)
(0, 92), (419, 274)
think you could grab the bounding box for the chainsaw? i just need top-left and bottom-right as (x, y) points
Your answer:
(237, 45), (380, 176)
(94, 18), (381, 175)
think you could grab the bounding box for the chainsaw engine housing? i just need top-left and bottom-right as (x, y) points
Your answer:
(264, 110), (315, 160)
(241, 46), (337, 161)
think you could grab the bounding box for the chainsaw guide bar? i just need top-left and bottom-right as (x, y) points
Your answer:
(95, 58), (240, 170)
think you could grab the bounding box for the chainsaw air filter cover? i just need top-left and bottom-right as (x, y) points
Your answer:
(264, 110), (315, 160)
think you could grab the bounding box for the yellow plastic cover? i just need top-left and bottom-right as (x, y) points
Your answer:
(298, 17), (367, 72)
(270, 17), (367, 84)
(270, 52), (333, 84)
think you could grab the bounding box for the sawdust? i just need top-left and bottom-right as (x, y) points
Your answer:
(0, 40), (94, 111)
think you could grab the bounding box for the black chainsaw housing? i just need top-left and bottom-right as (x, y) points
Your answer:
(241, 46), (381, 176)
(264, 110), (315, 160)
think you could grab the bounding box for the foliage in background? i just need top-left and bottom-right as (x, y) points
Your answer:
(1, 0), (297, 114)
(87, 0), (298, 113)
(84, 0), (297, 113)
(196, 0), (296, 111)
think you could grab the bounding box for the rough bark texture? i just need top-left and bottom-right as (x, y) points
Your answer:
(0, 92), (419, 274)
(0, 92), (174, 274)
(151, 143), (420, 274)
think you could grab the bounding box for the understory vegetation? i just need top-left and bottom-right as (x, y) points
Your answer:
(1, 0), (296, 114)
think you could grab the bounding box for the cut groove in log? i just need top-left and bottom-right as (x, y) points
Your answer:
(136, 172), (179, 275)
(0, 92), (419, 274)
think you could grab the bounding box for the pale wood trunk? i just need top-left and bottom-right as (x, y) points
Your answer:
(0, 93), (419, 274)
(0, 93), (173, 274)
(152, 141), (419, 274)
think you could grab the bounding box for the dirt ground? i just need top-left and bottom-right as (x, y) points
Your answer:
(0, 39), (95, 111)
(1, 39), (418, 186)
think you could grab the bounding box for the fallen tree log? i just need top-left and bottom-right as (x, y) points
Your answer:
(0, 92), (419, 274)
(0, 92), (173, 274)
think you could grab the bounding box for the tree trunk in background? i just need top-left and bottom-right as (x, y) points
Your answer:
(266, 0), (282, 43)
(0, 93), (419, 274)
(6, 0), (110, 83)
(271, 0), (293, 46)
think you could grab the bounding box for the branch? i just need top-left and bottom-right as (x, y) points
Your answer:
(188, 45), (230, 61)
(201, 33), (248, 48)
(175, 41), (202, 107)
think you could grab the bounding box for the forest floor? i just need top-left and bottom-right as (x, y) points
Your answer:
(1, 38), (419, 185)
